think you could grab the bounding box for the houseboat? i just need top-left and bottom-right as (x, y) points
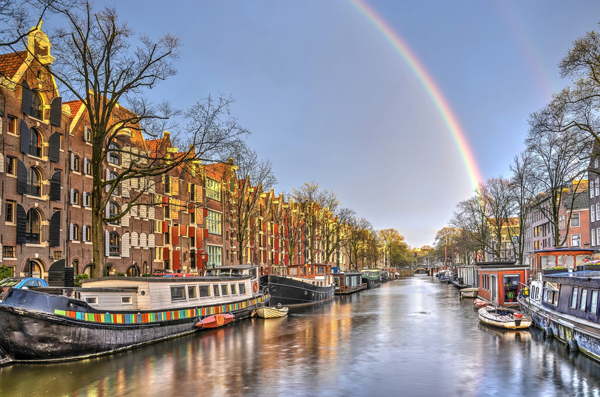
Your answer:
(261, 263), (335, 307)
(519, 254), (600, 361)
(476, 261), (530, 307)
(332, 271), (367, 295)
(0, 265), (268, 363)
(361, 269), (382, 289)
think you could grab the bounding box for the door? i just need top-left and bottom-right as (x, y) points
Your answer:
(491, 275), (497, 303)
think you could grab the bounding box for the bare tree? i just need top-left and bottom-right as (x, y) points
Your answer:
(25, 3), (249, 277)
(346, 216), (372, 270)
(509, 151), (536, 263)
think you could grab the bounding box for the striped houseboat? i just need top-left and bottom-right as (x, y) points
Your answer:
(0, 265), (268, 363)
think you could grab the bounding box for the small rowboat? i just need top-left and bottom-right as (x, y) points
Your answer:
(478, 306), (531, 329)
(460, 288), (478, 299)
(474, 298), (489, 308)
(196, 313), (235, 329)
(255, 306), (289, 319)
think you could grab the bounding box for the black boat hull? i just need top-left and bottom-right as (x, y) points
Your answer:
(0, 288), (268, 363)
(263, 275), (335, 307)
(362, 277), (382, 289)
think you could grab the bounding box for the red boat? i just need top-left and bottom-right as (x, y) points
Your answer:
(474, 298), (489, 308)
(196, 313), (235, 329)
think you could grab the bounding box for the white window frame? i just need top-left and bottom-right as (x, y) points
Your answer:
(571, 233), (581, 247)
(121, 296), (132, 305)
(571, 213), (580, 228)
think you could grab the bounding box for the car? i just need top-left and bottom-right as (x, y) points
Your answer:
(0, 277), (49, 301)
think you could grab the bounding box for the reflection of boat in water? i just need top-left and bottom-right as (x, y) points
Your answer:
(0, 265), (268, 363)
(478, 322), (532, 342)
(478, 306), (532, 329)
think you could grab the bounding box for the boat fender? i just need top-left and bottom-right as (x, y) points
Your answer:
(253, 281), (259, 294)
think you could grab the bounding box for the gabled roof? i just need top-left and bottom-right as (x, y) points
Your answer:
(0, 51), (27, 79)
(63, 100), (83, 120)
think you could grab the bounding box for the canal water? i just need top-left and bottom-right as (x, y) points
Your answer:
(2, 276), (600, 396)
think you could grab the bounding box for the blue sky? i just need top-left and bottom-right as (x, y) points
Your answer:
(91, 0), (600, 247)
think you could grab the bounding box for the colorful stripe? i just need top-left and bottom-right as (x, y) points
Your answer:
(53, 295), (268, 325)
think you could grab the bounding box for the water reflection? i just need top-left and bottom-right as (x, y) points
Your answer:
(2, 277), (600, 396)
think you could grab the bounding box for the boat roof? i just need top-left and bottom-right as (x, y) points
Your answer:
(82, 275), (252, 284)
(205, 265), (258, 270)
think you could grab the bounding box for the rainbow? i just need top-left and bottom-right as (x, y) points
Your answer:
(346, 0), (484, 190)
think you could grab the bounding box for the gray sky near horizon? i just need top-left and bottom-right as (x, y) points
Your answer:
(87, 0), (600, 247)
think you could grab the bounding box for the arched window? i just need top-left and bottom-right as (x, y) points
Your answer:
(31, 92), (43, 120)
(84, 226), (92, 242)
(108, 142), (120, 165)
(73, 155), (80, 172)
(85, 159), (92, 175)
(26, 208), (41, 244)
(73, 189), (80, 205)
(109, 232), (120, 256)
(84, 192), (91, 207)
(110, 171), (120, 195)
(72, 259), (79, 275)
(109, 201), (120, 224)
(29, 128), (42, 157)
(27, 167), (42, 196)
(83, 264), (92, 277)
(73, 224), (79, 240)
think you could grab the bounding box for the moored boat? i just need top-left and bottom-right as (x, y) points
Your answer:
(197, 313), (235, 328)
(361, 269), (382, 289)
(460, 287), (478, 298)
(0, 265), (268, 364)
(262, 263), (335, 307)
(332, 271), (367, 295)
(478, 306), (531, 329)
(255, 306), (289, 319)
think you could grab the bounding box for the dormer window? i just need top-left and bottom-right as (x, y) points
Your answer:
(31, 92), (43, 120)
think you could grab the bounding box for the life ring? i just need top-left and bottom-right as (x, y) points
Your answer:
(253, 281), (259, 293)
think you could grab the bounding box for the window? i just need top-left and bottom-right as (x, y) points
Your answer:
(27, 168), (41, 196)
(121, 296), (132, 304)
(208, 245), (222, 268)
(109, 232), (120, 256)
(31, 92), (43, 119)
(5, 200), (15, 223)
(85, 127), (92, 142)
(29, 128), (42, 157)
(596, 178), (599, 196)
(73, 189), (80, 205)
(84, 193), (91, 207)
(212, 284), (220, 297)
(188, 285), (198, 299)
(110, 171), (120, 195)
(73, 155), (80, 172)
(317, 266), (325, 274)
(580, 289), (588, 311)
(2, 246), (15, 258)
(109, 202), (120, 224)
(207, 210), (222, 235)
(85, 159), (92, 175)
(26, 209), (41, 244)
(6, 156), (15, 176)
(53, 251), (62, 260)
(199, 285), (210, 297)
(571, 213), (580, 228)
(231, 284), (237, 295)
(108, 142), (120, 165)
(239, 283), (246, 294)
(84, 226), (91, 242)
(571, 287), (579, 309)
(571, 234), (581, 247)
(593, 206), (596, 223)
(206, 178), (220, 201)
(7, 116), (16, 134)
(72, 224), (79, 241)
(593, 229), (596, 247)
(85, 297), (98, 304)
(592, 291), (599, 314)
(221, 284), (228, 296)
(170, 286), (186, 301)
(592, 180), (596, 199)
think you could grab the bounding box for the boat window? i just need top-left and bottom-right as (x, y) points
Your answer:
(289, 268), (297, 276)
(308, 266), (313, 276)
(571, 287), (579, 309)
(171, 286), (186, 301)
(230, 269), (241, 276)
(188, 285), (198, 299)
(543, 289), (549, 302)
(221, 284), (229, 295)
(85, 297), (97, 304)
(121, 296), (132, 304)
(553, 291), (559, 306)
(239, 283), (246, 294)
(199, 286), (210, 297)
(249, 268), (257, 278)
(317, 267), (325, 274)
(503, 275), (520, 304)
(580, 289), (588, 311)
(300, 267), (305, 276)
(231, 284), (237, 294)
(212, 284), (220, 297)
(591, 291), (599, 314)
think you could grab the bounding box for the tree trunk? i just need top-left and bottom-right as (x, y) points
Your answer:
(91, 162), (105, 279)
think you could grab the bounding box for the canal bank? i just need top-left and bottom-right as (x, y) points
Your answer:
(1, 276), (600, 396)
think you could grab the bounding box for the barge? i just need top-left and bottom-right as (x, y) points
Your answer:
(262, 264), (335, 307)
(332, 271), (367, 295)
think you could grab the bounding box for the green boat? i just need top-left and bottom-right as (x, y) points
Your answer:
(361, 269), (382, 289)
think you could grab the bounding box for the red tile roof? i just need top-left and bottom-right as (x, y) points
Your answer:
(64, 100), (83, 119)
(0, 51), (27, 79)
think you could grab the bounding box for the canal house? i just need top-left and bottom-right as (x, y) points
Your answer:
(476, 261), (530, 306)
